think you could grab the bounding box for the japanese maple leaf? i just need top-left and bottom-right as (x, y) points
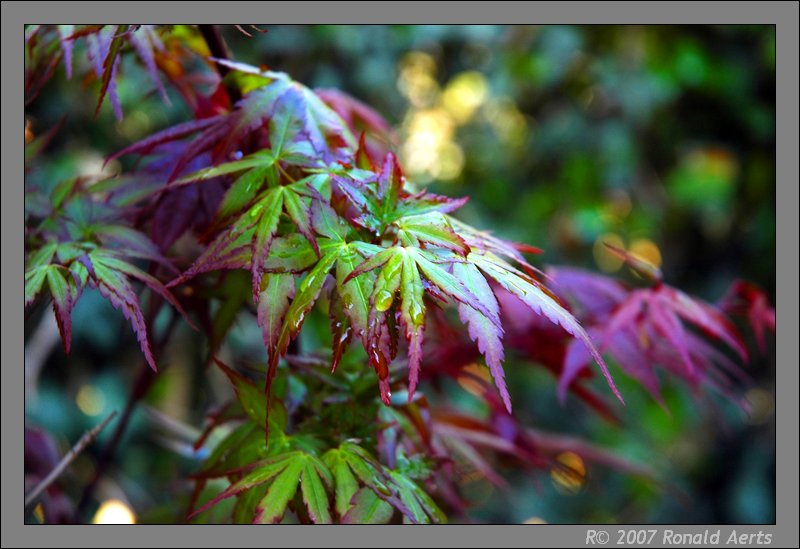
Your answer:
(345, 245), (499, 404)
(109, 62), (357, 180)
(718, 280), (775, 354)
(330, 152), (469, 235)
(550, 268), (749, 404)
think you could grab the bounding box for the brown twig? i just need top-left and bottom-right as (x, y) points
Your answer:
(25, 410), (118, 509)
(198, 25), (241, 104)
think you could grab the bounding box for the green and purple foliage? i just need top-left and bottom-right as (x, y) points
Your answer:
(24, 25), (775, 524)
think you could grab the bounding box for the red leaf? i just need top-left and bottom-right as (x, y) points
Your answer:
(257, 273), (296, 359)
(719, 280), (775, 353)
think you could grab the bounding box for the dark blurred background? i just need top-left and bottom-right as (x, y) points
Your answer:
(25, 25), (775, 524)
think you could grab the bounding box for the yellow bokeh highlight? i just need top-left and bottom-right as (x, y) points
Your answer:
(629, 238), (662, 271)
(399, 51), (437, 76)
(76, 384), (106, 417)
(397, 52), (440, 108)
(523, 516), (548, 524)
(33, 503), (45, 523)
(92, 499), (136, 524)
(441, 71), (489, 124)
(397, 52), (525, 183)
(550, 451), (586, 494)
(593, 233), (625, 273)
(400, 107), (464, 183)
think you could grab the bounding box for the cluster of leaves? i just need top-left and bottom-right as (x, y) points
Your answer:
(189, 360), (447, 524)
(24, 24), (241, 119)
(187, 357), (654, 524)
(26, 25), (172, 118)
(24, 26), (775, 524)
(24, 170), (192, 370)
(102, 60), (621, 428)
(421, 250), (774, 420)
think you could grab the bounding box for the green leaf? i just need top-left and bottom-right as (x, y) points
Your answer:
(396, 212), (469, 255)
(283, 186), (320, 257)
(262, 234), (323, 273)
(172, 150), (275, 186)
(232, 483), (269, 524)
(371, 252), (403, 312)
(301, 457), (333, 524)
(213, 358), (268, 427)
(400, 252), (425, 330)
(400, 252), (425, 397)
(253, 458), (304, 524)
(46, 265), (73, 354)
(269, 93), (307, 161)
(335, 244), (375, 346)
(250, 187), (285, 299)
(264, 248), (342, 438)
(323, 449), (359, 518)
(388, 470), (446, 524)
(199, 422), (261, 477)
(408, 247), (498, 325)
(25, 266), (49, 307)
(191, 452), (299, 519)
(50, 177), (80, 210)
(215, 165), (272, 224)
(342, 488), (395, 524)
(276, 248), (342, 352)
(26, 241), (58, 271)
(257, 273), (296, 358)
(56, 242), (89, 264)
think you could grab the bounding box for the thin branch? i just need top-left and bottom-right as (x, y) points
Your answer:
(198, 25), (241, 104)
(25, 410), (118, 509)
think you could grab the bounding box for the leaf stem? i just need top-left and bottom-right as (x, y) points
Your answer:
(277, 163), (297, 184)
(25, 410), (118, 510)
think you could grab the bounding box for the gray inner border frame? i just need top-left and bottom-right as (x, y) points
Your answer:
(2, 2), (796, 547)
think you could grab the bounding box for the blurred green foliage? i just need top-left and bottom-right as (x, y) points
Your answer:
(25, 25), (774, 524)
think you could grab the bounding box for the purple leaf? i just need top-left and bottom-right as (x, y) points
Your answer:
(126, 26), (169, 104)
(56, 25), (74, 79)
(472, 252), (624, 404)
(89, 255), (156, 371)
(452, 262), (510, 412)
(106, 115), (224, 165)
